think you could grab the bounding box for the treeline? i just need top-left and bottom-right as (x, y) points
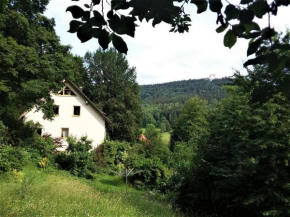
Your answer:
(140, 78), (230, 129)
(141, 78), (229, 104)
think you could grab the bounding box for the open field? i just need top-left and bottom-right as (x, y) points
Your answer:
(0, 166), (182, 217)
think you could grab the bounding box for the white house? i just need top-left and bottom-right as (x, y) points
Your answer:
(21, 79), (110, 150)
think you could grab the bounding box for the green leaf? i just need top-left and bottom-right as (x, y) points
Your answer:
(112, 34), (128, 54)
(244, 22), (260, 33)
(130, 0), (151, 15)
(216, 23), (228, 33)
(224, 29), (237, 48)
(92, 0), (101, 5)
(209, 0), (223, 13)
(232, 24), (245, 36)
(77, 22), (92, 43)
(261, 27), (276, 39)
(98, 29), (110, 50)
(111, 0), (131, 10)
(249, 0), (268, 18)
(93, 10), (107, 25)
(92, 28), (102, 38)
(82, 11), (90, 22)
(239, 9), (255, 24)
(191, 0), (208, 14)
(247, 38), (263, 56)
(90, 17), (103, 27)
(68, 20), (82, 33)
(240, 0), (253, 4)
(269, 44), (290, 52)
(243, 53), (278, 67)
(107, 10), (114, 19)
(224, 4), (239, 20)
(108, 15), (136, 37)
(66, 6), (84, 19)
(256, 46), (268, 55)
(152, 17), (162, 27)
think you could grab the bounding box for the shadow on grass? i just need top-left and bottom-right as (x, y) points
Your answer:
(99, 178), (122, 187)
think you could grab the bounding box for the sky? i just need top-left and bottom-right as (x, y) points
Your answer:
(45, 0), (290, 85)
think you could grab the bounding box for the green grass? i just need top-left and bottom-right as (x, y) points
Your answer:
(141, 128), (171, 145)
(161, 132), (171, 145)
(0, 166), (182, 217)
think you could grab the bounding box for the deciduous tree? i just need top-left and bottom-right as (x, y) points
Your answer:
(81, 48), (142, 142)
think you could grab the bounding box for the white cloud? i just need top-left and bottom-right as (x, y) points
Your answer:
(45, 0), (290, 84)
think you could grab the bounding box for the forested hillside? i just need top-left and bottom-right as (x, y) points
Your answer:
(141, 78), (229, 104)
(140, 78), (230, 129)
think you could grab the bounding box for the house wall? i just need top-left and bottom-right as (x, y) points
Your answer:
(24, 83), (106, 149)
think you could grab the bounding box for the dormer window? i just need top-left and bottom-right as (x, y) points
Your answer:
(58, 86), (76, 96)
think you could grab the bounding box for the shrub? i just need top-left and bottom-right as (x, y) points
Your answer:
(125, 154), (169, 192)
(94, 140), (130, 170)
(25, 133), (56, 157)
(55, 136), (96, 179)
(38, 157), (49, 168)
(0, 145), (27, 172)
(11, 169), (24, 183)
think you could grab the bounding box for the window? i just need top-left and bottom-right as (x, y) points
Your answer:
(53, 105), (59, 116)
(58, 86), (76, 96)
(61, 128), (69, 138)
(73, 106), (81, 116)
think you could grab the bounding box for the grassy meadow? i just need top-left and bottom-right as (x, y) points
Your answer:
(0, 166), (182, 217)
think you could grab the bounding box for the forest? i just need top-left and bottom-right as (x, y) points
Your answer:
(140, 78), (229, 129)
(1, 0), (290, 217)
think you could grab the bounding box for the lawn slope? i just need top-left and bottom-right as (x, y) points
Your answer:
(0, 166), (182, 217)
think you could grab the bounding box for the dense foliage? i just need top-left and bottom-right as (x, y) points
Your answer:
(141, 78), (228, 105)
(80, 48), (142, 142)
(170, 79), (290, 216)
(94, 124), (171, 191)
(170, 96), (208, 150)
(0, 0), (85, 142)
(56, 136), (96, 179)
(2, 1), (290, 216)
(141, 78), (228, 128)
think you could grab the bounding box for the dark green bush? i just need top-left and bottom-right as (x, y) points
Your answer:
(94, 140), (130, 171)
(0, 145), (28, 172)
(55, 136), (96, 179)
(0, 121), (28, 172)
(125, 154), (169, 192)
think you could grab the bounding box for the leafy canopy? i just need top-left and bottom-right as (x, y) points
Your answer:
(80, 48), (142, 142)
(67, 0), (290, 71)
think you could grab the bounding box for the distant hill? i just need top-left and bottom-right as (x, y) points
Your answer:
(140, 78), (231, 129)
(140, 78), (230, 104)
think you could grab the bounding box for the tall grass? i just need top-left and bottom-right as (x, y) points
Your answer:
(0, 166), (182, 217)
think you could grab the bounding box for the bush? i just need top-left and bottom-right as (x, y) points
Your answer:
(0, 145), (28, 172)
(94, 140), (130, 171)
(25, 133), (56, 157)
(55, 136), (96, 179)
(125, 154), (169, 192)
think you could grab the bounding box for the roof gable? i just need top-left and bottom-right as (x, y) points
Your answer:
(62, 79), (111, 124)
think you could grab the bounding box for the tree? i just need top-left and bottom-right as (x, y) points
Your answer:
(170, 96), (208, 151)
(81, 48), (142, 142)
(67, 0), (290, 72)
(0, 0), (84, 143)
(171, 78), (290, 216)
